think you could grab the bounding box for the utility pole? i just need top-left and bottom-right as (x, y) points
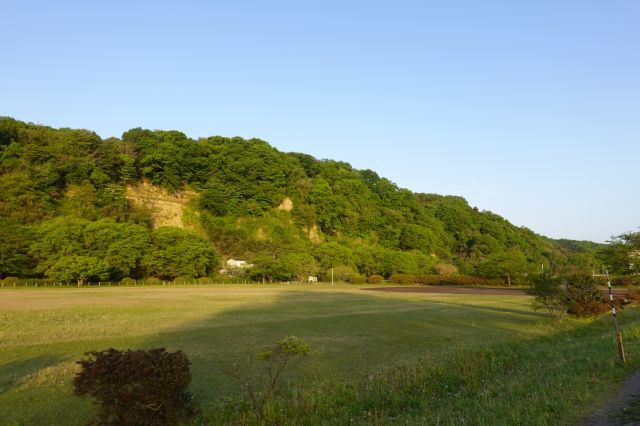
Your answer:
(606, 270), (626, 363)
(331, 267), (334, 285)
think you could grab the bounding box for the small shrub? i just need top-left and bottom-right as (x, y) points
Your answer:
(367, 275), (384, 284)
(173, 276), (190, 284)
(119, 277), (136, 286)
(331, 265), (358, 282)
(528, 274), (568, 322)
(435, 263), (458, 276)
(390, 274), (417, 284)
(415, 275), (440, 285)
(350, 276), (367, 284)
(239, 336), (310, 419)
(74, 348), (196, 426)
(2, 277), (19, 287)
(565, 273), (607, 318)
(145, 277), (162, 285)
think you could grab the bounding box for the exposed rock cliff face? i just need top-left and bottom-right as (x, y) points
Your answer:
(276, 197), (294, 212)
(126, 182), (196, 229)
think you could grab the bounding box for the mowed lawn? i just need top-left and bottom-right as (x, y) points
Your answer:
(0, 285), (632, 424)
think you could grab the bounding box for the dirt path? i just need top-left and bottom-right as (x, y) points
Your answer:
(581, 372), (640, 425)
(363, 286), (528, 296)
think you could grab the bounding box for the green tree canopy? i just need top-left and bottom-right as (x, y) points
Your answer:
(143, 227), (218, 279)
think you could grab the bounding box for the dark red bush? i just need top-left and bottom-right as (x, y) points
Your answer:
(74, 348), (196, 425)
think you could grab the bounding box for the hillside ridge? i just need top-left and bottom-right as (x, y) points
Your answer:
(0, 117), (600, 282)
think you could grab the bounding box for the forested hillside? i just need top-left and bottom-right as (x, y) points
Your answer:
(0, 117), (600, 283)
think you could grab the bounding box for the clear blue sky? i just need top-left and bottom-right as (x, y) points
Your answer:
(2, 0), (639, 242)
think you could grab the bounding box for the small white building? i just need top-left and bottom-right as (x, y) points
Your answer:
(227, 259), (252, 269)
(220, 258), (254, 276)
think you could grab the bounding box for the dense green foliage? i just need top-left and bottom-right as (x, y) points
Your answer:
(598, 231), (640, 276)
(0, 117), (605, 281)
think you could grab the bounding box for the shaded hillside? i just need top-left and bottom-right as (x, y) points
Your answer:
(0, 117), (600, 282)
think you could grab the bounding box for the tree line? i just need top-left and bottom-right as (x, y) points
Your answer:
(1, 117), (631, 284)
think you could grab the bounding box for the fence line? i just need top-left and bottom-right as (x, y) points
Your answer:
(0, 278), (320, 288)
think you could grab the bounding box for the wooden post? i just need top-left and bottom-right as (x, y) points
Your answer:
(606, 270), (626, 363)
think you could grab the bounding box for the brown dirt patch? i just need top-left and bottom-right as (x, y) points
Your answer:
(363, 286), (528, 296)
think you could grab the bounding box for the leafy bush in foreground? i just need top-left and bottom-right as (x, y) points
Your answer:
(74, 348), (196, 425)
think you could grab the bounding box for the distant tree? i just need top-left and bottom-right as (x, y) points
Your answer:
(0, 220), (33, 277)
(199, 180), (235, 216)
(598, 231), (640, 275)
(46, 255), (110, 285)
(399, 224), (437, 252)
(119, 154), (138, 183)
(325, 265), (358, 282)
(30, 217), (152, 281)
(84, 220), (151, 278)
(476, 250), (528, 285)
(30, 217), (87, 275)
(382, 250), (419, 276)
(0, 116), (19, 146)
(59, 182), (99, 220)
(529, 273), (568, 322)
(143, 227), (218, 279)
(248, 256), (293, 282)
(314, 242), (355, 270)
(281, 252), (318, 283)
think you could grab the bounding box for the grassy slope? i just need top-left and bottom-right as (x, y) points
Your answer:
(0, 285), (638, 425)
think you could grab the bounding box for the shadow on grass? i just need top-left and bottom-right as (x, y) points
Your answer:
(131, 290), (548, 401)
(32, 287), (636, 424)
(0, 354), (62, 393)
(125, 289), (640, 424)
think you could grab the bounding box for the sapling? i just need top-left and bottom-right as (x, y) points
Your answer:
(238, 336), (310, 419)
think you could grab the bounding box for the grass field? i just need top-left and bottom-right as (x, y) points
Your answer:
(1, 284), (638, 425)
